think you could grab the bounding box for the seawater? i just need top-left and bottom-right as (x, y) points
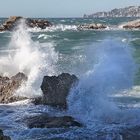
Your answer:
(0, 17), (140, 139)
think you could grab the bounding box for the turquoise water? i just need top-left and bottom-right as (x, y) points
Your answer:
(0, 18), (140, 139)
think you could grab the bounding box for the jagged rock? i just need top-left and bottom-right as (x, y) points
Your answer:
(0, 129), (11, 140)
(0, 72), (27, 103)
(24, 114), (82, 128)
(26, 18), (52, 29)
(122, 19), (140, 29)
(2, 16), (22, 31)
(78, 23), (107, 30)
(0, 16), (52, 31)
(33, 73), (78, 109)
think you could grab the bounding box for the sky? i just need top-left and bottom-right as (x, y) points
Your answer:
(0, 0), (140, 17)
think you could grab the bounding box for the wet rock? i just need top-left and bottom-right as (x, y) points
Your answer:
(26, 18), (52, 29)
(0, 16), (52, 31)
(120, 126), (140, 140)
(78, 23), (107, 30)
(24, 114), (82, 128)
(0, 129), (11, 140)
(2, 16), (22, 31)
(123, 19), (140, 29)
(34, 73), (78, 109)
(0, 72), (27, 103)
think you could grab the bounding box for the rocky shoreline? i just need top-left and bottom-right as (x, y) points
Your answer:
(84, 6), (140, 18)
(1, 72), (140, 139)
(0, 16), (140, 32)
(0, 72), (81, 129)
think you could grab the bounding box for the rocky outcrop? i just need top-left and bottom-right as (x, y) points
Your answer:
(0, 16), (52, 31)
(0, 72), (27, 103)
(122, 19), (140, 29)
(0, 129), (11, 140)
(24, 114), (82, 128)
(84, 6), (140, 18)
(33, 73), (78, 109)
(78, 23), (107, 30)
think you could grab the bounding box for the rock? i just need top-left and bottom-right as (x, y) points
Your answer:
(24, 114), (82, 128)
(2, 16), (23, 31)
(26, 18), (52, 29)
(11, 72), (27, 82)
(0, 72), (27, 103)
(0, 129), (11, 140)
(120, 126), (140, 140)
(122, 19), (140, 29)
(0, 16), (52, 31)
(78, 23), (107, 30)
(33, 73), (78, 109)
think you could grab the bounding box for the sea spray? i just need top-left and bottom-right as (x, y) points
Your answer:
(0, 19), (58, 97)
(67, 39), (136, 125)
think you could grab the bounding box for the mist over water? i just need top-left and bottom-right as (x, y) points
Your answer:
(0, 20), (58, 97)
(68, 39), (137, 125)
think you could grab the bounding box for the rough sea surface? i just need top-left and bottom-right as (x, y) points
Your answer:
(0, 17), (140, 140)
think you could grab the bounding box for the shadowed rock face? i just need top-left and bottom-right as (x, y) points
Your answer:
(0, 16), (52, 31)
(24, 114), (82, 128)
(0, 72), (27, 103)
(33, 73), (78, 109)
(123, 19), (140, 29)
(78, 23), (107, 30)
(0, 129), (11, 140)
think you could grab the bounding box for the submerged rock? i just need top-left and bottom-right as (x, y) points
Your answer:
(122, 19), (140, 29)
(33, 73), (78, 109)
(78, 23), (107, 30)
(24, 114), (82, 128)
(120, 126), (140, 140)
(0, 72), (27, 103)
(0, 129), (11, 140)
(0, 16), (52, 31)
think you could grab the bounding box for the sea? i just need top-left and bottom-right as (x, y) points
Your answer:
(0, 17), (140, 140)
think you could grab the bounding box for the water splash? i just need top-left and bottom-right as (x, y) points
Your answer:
(27, 24), (78, 32)
(67, 39), (136, 125)
(0, 19), (58, 97)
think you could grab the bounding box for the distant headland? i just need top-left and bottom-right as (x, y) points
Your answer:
(84, 6), (140, 18)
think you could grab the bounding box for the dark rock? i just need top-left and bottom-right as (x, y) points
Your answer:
(34, 73), (78, 109)
(0, 16), (52, 31)
(78, 23), (107, 30)
(120, 126), (140, 140)
(0, 129), (11, 140)
(26, 18), (52, 29)
(24, 114), (82, 128)
(0, 72), (27, 103)
(123, 19), (140, 29)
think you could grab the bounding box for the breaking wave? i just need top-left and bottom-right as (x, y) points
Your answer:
(0, 19), (58, 97)
(67, 39), (140, 126)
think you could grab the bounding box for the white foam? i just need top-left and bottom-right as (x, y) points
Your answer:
(27, 24), (78, 32)
(0, 19), (58, 98)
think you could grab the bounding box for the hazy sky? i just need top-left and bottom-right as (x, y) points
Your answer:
(0, 0), (140, 17)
